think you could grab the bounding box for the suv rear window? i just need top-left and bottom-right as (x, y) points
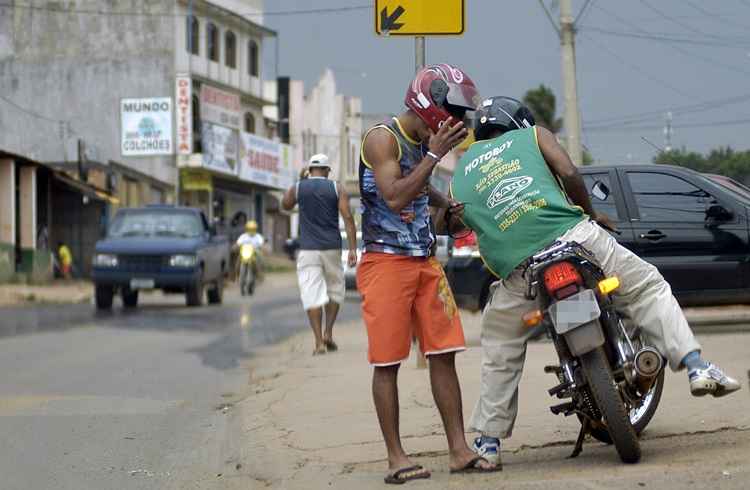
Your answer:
(627, 172), (711, 222)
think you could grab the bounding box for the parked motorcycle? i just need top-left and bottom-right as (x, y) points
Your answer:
(522, 240), (665, 464)
(239, 243), (257, 296)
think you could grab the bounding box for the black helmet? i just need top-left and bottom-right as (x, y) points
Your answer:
(473, 96), (536, 141)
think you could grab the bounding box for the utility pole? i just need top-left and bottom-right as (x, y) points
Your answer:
(415, 36), (425, 72)
(664, 111), (673, 152)
(559, 0), (583, 166)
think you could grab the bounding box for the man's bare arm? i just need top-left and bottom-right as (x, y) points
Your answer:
(281, 184), (296, 211)
(363, 118), (468, 213)
(338, 184), (358, 253)
(536, 126), (596, 218)
(363, 129), (437, 213)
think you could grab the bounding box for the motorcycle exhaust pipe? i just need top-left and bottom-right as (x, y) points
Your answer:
(634, 347), (663, 392)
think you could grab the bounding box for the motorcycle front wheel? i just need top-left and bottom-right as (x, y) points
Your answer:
(579, 346), (641, 464)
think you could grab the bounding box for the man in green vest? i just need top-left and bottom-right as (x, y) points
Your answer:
(447, 96), (740, 467)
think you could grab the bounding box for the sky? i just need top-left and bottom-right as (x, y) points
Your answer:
(261, 0), (750, 165)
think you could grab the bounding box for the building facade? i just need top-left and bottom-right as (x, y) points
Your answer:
(0, 0), (288, 280)
(286, 69), (363, 234)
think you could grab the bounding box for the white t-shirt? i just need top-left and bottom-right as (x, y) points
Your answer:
(236, 233), (264, 249)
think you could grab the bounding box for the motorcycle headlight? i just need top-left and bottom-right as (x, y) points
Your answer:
(169, 254), (197, 267)
(240, 245), (255, 260)
(93, 253), (118, 267)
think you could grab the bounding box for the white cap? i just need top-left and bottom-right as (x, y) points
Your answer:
(308, 153), (330, 168)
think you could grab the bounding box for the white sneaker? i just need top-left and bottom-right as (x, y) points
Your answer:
(689, 363), (741, 397)
(472, 436), (501, 465)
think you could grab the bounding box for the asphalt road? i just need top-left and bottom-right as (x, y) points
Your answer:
(0, 277), (361, 490)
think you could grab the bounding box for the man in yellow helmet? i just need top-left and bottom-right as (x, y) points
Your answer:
(236, 220), (264, 250)
(235, 220), (265, 281)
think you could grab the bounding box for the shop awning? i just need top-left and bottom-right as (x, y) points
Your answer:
(53, 172), (120, 205)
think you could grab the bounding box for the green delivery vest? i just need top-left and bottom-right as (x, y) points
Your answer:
(450, 126), (586, 279)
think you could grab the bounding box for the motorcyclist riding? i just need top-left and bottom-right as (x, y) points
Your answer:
(445, 96), (741, 467)
(235, 220), (264, 292)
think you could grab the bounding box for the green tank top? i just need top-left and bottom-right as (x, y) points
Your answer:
(451, 126), (585, 279)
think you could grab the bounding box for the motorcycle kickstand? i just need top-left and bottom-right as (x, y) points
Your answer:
(569, 417), (590, 459)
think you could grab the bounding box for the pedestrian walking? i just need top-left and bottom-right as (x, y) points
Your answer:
(282, 154), (358, 355)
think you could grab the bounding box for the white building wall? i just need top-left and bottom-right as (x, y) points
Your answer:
(174, 1), (265, 101)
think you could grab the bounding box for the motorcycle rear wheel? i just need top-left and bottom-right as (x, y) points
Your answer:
(586, 368), (664, 444)
(579, 346), (641, 463)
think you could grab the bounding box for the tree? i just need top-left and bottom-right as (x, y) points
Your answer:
(522, 84), (593, 165)
(654, 147), (750, 185)
(522, 85), (563, 133)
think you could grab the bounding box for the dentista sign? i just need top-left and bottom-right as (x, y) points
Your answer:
(121, 97), (173, 156)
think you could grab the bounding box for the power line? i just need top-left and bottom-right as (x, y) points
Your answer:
(638, 0), (718, 39)
(579, 32), (694, 100)
(0, 93), (66, 124)
(683, 0), (750, 32)
(585, 92), (750, 127)
(592, 3), (750, 77)
(585, 117), (750, 133)
(582, 27), (750, 48)
(0, 2), (371, 18)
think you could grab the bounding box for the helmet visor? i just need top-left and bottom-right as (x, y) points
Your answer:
(445, 83), (482, 112)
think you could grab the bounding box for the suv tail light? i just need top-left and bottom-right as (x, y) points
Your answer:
(544, 261), (583, 300)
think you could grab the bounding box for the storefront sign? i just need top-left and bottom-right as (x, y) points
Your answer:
(200, 84), (241, 130)
(175, 75), (193, 155)
(181, 169), (213, 191)
(239, 133), (294, 190)
(120, 97), (173, 156)
(201, 122), (239, 175)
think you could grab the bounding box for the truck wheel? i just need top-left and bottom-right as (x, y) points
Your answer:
(207, 278), (223, 304)
(186, 279), (204, 307)
(95, 284), (114, 310)
(121, 287), (139, 308)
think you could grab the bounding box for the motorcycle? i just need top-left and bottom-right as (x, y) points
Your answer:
(239, 243), (257, 296)
(521, 240), (665, 464)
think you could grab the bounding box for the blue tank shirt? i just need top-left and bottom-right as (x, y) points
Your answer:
(297, 177), (342, 251)
(359, 117), (434, 257)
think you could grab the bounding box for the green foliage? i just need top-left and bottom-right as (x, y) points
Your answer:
(653, 147), (750, 184)
(582, 149), (594, 166)
(522, 85), (563, 133)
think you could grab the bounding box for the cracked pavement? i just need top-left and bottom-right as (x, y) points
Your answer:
(240, 306), (750, 489)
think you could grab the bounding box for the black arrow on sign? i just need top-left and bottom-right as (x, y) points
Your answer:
(380, 5), (405, 32)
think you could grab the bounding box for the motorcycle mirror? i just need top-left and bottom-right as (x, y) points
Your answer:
(592, 181), (610, 201)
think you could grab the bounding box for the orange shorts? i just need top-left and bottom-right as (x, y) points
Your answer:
(357, 252), (466, 366)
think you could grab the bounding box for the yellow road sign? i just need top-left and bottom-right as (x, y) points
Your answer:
(375, 0), (465, 36)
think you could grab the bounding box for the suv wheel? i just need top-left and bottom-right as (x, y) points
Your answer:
(95, 284), (114, 310)
(121, 287), (139, 308)
(186, 278), (204, 307)
(207, 278), (223, 304)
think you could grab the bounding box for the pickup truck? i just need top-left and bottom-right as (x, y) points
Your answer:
(446, 164), (750, 311)
(91, 205), (230, 309)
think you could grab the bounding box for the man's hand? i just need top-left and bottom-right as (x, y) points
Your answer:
(347, 249), (358, 268)
(447, 199), (464, 219)
(593, 212), (619, 234)
(428, 117), (469, 160)
(299, 168), (309, 180)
